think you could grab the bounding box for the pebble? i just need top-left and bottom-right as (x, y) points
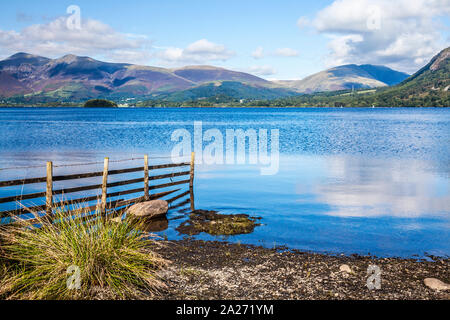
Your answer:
(339, 264), (353, 274)
(424, 278), (450, 291)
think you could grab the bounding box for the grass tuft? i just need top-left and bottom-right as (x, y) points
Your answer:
(0, 204), (167, 300)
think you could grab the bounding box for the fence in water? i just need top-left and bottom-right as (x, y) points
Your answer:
(0, 153), (196, 225)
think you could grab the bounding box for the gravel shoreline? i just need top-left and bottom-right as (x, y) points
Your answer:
(154, 240), (449, 300)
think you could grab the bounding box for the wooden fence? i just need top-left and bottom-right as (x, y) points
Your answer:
(0, 153), (196, 225)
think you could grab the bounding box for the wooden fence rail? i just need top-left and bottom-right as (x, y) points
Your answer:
(0, 153), (196, 223)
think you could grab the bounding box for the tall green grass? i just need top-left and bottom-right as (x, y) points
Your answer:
(0, 204), (167, 300)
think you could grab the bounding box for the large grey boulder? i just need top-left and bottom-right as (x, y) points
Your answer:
(127, 200), (169, 219)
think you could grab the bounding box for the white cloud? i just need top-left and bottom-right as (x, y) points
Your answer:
(246, 65), (277, 76)
(327, 34), (364, 66)
(105, 50), (152, 65)
(251, 46), (299, 59)
(304, 0), (450, 72)
(0, 16), (152, 65)
(297, 16), (310, 29)
(251, 46), (264, 59)
(275, 48), (300, 57)
(297, 156), (450, 218)
(157, 39), (235, 65)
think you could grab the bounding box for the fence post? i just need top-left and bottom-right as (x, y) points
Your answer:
(45, 161), (53, 216)
(144, 155), (150, 201)
(100, 157), (109, 214)
(189, 152), (195, 211)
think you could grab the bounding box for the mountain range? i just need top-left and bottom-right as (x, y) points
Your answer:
(0, 52), (410, 103)
(246, 47), (449, 108)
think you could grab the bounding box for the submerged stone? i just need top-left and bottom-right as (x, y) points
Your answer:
(176, 210), (261, 236)
(140, 217), (169, 232)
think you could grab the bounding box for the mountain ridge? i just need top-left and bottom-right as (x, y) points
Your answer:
(0, 52), (277, 102)
(0, 52), (412, 103)
(275, 64), (409, 93)
(237, 46), (449, 108)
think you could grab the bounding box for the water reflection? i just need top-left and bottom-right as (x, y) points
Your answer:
(140, 217), (169, 233)
(296, 156), (450, 218)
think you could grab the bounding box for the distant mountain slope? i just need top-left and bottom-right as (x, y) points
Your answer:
(357, 65), (410, 86)
(0, 53), (276, 102)
(156, 81), (297, 102)
(172, 66), (270, 85)
(275, 64), (409, 93)
(0, 71), (29, 96)
(370, 47), (450, 106)
(400, 47), (450, 86)
(0, 52), (51, 69)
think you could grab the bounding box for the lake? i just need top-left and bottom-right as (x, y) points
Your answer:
(0, 107), (449, 258)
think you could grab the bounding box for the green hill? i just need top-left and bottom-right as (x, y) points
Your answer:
(157, 81), (296, 102)
(83, 99), (118, 108)
(370, 47), (450, 107)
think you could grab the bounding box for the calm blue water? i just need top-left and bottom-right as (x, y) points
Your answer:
(0, 107), (449, 258)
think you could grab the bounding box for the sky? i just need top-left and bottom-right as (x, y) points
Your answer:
(0, 0), (449, 80)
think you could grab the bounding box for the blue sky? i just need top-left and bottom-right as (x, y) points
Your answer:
(0, 0), (449, 79)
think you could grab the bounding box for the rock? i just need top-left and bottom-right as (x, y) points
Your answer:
(127, 200), (169, 219)
(339, 264), (353, 274)
(176, 210), (261, 236)
(424, 278), (450, 291)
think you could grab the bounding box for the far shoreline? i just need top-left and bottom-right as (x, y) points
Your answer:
(0, 105), (449, 109)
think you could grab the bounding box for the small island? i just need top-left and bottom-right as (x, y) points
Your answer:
(83, 99), (118, 108)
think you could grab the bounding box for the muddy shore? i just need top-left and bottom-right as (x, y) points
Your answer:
(154, 239), (449, 300)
